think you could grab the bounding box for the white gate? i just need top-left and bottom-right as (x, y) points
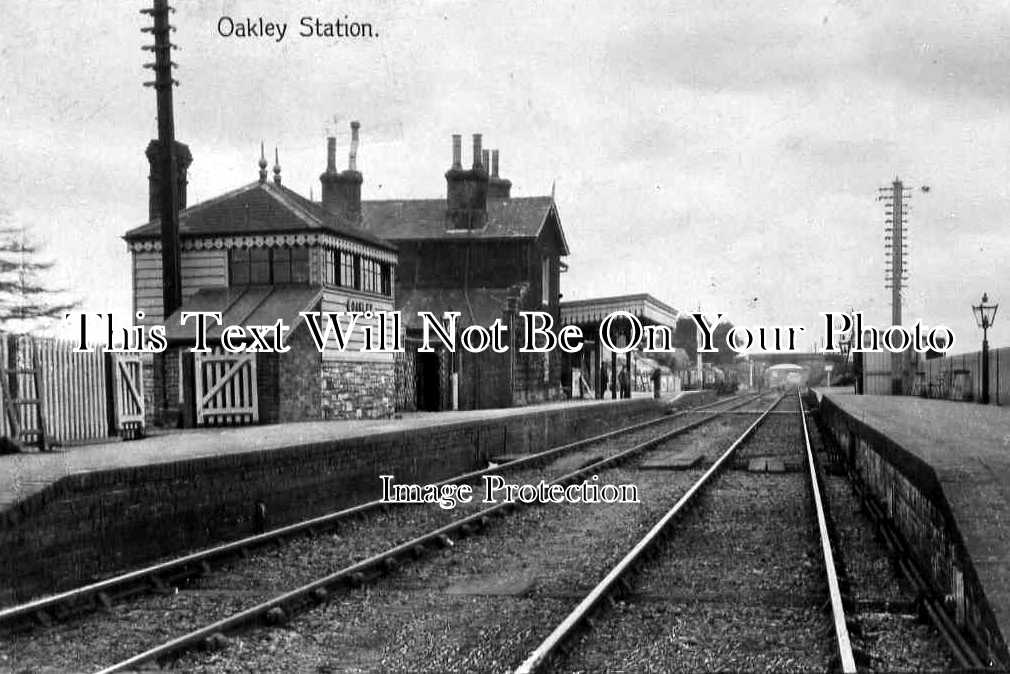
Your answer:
(110, 354), (146, 439)
(194, 350), (259, 425)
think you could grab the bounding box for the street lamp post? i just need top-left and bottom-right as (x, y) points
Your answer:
(972, 292), (999, 405)
(839, 335), (852, 391)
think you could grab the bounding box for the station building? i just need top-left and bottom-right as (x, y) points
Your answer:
(124, 124), (399, 426)
(559, 294), (681, 398)
(358, 133), (570, 411)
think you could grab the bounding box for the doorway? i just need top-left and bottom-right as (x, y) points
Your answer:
(415, 351), (442, 411)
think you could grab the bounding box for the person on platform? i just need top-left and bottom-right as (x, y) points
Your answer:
(651, 366), (663, 399)
(599, 366), (609, 400)
(618, 366), (631, 399)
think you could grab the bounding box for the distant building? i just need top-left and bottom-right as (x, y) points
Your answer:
(560, 294), (679, 399)
(124, 124), (399, 426)
(358, 134), (570, 410)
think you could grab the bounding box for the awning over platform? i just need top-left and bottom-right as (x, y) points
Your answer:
(560, 293), (679, 327)
(164, 285), (323, 343)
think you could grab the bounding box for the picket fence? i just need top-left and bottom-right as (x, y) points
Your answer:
(0, 333), (145, 449)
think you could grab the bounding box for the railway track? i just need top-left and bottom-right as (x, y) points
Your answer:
(1, 393), (774, 671)
(0, 393), (753, 633)
(514, 391), (854, 673)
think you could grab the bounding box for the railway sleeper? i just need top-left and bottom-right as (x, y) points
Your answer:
(149, 574), (171, 595)
(96, 591), (114, 611)
(264, 606), (287, 626)
(202, 631), (230, 652)
(32, 609), (52, 628)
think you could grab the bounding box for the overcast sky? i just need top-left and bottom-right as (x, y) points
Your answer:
(3, 0), (1009, 352)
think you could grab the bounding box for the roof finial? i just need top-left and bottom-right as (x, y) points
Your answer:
(273, 146), (282, 185)
(258, 141), (268, 183)
(551, 179), (556, 200)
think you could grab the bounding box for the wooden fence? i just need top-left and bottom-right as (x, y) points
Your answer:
(912, 347), (1010, 405)
(0, 333), (145, 449)
(860, 346), (1010, 405)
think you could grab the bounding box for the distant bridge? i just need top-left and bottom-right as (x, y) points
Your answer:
(745, 352), (843, 385)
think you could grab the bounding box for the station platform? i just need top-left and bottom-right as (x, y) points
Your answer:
(817, 389), (1010, 664)
(0, 390), (682, 513)
(0, 389), (704, 604)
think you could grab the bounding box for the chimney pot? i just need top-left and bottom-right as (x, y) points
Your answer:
(482, 149), (489, 173)
(348, 121), (360, 171)
(472, 134), (483, 169)
(326, 137), (337, 173)
(451, 134), (462, 169)
(491, 150), (499, 178)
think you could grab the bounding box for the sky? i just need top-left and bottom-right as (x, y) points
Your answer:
(2, 0), (1009, 353)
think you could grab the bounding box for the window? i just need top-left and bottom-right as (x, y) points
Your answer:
(381, 264), (392, 296)
(250, 247), (270, 283)
(541, 255), (549, 305)
(229, 246), (308, 286)
(271, 246), (309, 283)
(361, 259), (382, 294)
(339, 252), (357, 288)
(230, 248), (250, 285)
(322, 249), (336, 285)
(321, 249), (393, 297)
(273, 247), (291, 283)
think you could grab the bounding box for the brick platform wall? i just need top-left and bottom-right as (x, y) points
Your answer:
(0, 392), (713, 604)
(818, 396), (1009, 665)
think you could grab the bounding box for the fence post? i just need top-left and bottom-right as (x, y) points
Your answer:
(104, 350), (118, 436)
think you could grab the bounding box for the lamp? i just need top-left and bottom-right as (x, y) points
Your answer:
(972, 292), (998, 404)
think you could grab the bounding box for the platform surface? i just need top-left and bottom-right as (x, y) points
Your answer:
(820, 389), (1010, 643)
(0, 391), (688, 514)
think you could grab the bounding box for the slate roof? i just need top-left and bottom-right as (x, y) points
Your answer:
(397, 287), (515, 331)
(360, 196), (569, 254)
(124, 181), (396, 251)
(163, 284), (323, 343)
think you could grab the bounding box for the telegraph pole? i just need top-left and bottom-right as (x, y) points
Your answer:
(879, 178), (909, 394)
(142, 0), (184, 318)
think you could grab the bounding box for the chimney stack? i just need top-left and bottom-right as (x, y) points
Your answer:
(445, 132), (489, 229)
(348, 121), (360, 171)
(326, 137), (337, 173)
(472, 133), (483, 170)
(320, 122), (363, 222)
(487, 148), (512, 199)
(451, 134), (462, 169)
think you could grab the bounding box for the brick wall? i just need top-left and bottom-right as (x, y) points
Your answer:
(150, 349), (182, 428)
(0, 394), (712, 603)
(279, 329), (323, 422)
(393, 341), (417, 412)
